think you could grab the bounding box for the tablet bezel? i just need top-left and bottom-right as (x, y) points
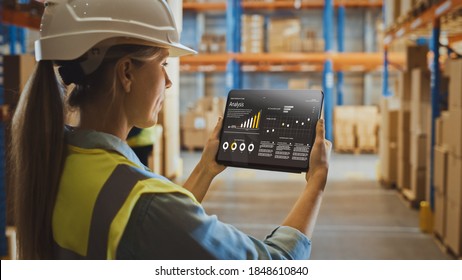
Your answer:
(216, 89), (324, 174)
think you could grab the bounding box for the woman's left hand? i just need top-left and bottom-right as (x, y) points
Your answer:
(199, 117), (226, 178)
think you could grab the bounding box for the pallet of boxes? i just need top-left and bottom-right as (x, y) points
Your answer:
(334, 106), (379, 154)
(433, 59), (462, 258)
(181, 97), (226, 151)
(241, 14), (264, 54)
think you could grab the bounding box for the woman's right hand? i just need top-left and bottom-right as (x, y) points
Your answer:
(305, 119), (332, 184)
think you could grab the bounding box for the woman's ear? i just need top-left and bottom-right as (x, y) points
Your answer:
(116, 57), (133, 93)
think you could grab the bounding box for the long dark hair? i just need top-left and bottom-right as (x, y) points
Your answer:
(11, 60), (65, 259)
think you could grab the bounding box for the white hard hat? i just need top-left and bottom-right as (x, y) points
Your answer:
(35, 0), (196, 64)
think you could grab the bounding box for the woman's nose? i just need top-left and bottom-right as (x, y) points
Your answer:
(165, 69), (173, 89)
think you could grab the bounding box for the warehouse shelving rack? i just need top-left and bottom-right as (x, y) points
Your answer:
(3, 1), (395, 141)
(182, 0), (391, 141)
(383, 0), (462, 210)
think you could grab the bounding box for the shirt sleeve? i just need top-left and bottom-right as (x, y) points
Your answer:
(117, 192), (311, 260)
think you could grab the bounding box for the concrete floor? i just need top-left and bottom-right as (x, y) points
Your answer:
(179, 151), (451, 260)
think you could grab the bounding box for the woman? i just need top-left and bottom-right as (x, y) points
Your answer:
(10, 0), (331, 260)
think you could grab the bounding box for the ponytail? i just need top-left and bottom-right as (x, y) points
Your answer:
(11, 60), (66, 259)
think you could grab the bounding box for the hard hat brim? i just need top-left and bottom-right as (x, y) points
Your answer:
(35, 33), (197, 62)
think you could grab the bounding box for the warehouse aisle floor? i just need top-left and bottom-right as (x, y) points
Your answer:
(179, 152), (450, 260)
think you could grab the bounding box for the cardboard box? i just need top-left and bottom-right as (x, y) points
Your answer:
(433, 188), (446, 238)
(440, 111), (451, 149)
(410, 134), (427, 168)
(386, 110), (399, 141)
(406, 45), (429, 71)
(195, 96), (226, 115)
(182, 111), (218, 131)
(410, 166), (426, 203)
(380, 97), (400, 140)
(435, 112), (450, 147)
(288, 79), (310, 89)
(434, 146), (448, 193)
(397, 71), (412, 101)
(397, 161), (412, 190)
(3, 54), (36, 107)
(268, 18), (301, 53)
(410, 68), (431, 134)
(398, 110), (411, 161)
(357, 134), (377, 149)
(241, 14), (265, 54)
(447, 154), (462, 205)
(449, 59), (462, 110)
(334, 106), (379, 152)
(181, 129), (209, 150)
(182, 111), (206, 130)
(381, 142), (398, 183)
(335, 133), (356, 150)
(445, 199), (462, 256)
(447, 109), (462, 157)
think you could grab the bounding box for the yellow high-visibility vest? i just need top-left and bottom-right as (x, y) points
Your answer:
(126, 126), (162, 148)
(53, 144), (198, 259)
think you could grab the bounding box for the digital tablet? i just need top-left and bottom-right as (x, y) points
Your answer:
(216, 89), (324, 173)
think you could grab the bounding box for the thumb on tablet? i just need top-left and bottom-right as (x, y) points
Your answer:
(211, 117), (223, 140)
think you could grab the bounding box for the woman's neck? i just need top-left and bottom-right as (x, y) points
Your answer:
(78, 102), (130, 140)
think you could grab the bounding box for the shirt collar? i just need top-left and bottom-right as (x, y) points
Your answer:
(65, 126), (148, 170)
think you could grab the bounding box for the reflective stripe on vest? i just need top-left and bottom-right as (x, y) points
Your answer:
(54, 165), (149, 259)
(53, 145), (198, 259)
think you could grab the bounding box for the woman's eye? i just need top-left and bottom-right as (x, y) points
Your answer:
(162, 62), (169, 67)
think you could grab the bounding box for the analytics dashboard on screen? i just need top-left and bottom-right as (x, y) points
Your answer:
(216, 89), (323, 173)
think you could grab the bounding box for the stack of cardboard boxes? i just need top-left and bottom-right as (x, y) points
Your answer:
(356, 106), (379, 152)
(242, 15), (324, 54)
(334, 106), (356, 152)
(268, 18), (302, 53)
(181, 96), (226, 150)
(408, 67), (430, 202)
(433, 59), (462, 257)
(302, 30), (325, 53)
(199, 34), (226, 54)
(334, 106), (379, 153)
(379, 97), (399, 185)
(241, 14), (264, 53)
(394, 45), (430, 203)
(397, 71), (412, 194)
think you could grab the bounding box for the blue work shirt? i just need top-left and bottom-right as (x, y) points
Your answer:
(66, 128), (312, 259)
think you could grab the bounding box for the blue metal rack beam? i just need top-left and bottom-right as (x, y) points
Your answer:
(429, 19), (441, 211)
(226, 0), (242, 91)
(382, 1), (390, 97)
(19, 27), (27, 54)
(323, 0), (334, 141)
(8, 26), (17, 55)
(336, 5), (345, 106)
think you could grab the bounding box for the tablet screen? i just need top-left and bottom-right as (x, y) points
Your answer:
(216, 89), (323, 173)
